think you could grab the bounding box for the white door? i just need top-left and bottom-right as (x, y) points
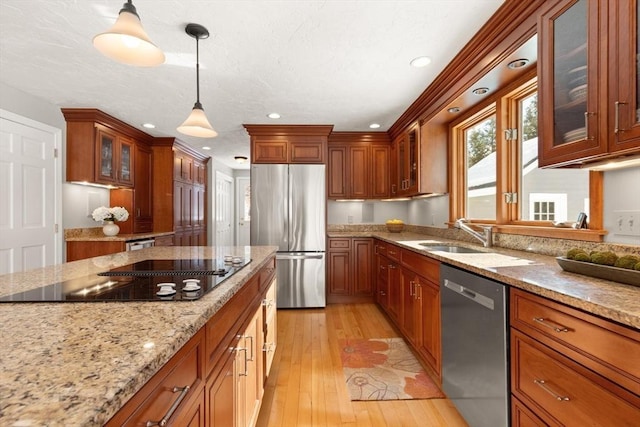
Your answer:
(236, 177), (250, 246)
(0, 110), (62, 274)
(215, 171), (234, 247)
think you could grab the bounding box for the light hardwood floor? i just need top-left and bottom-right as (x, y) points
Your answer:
(255, 303), (468, 427)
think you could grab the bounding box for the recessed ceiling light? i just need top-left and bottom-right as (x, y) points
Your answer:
(507, 58), (530, 69)
(234, 155), (248, 163)
(410, 56), (432, 68)
(447, 107), (461, 113)
(369, 123), (381, 129)
(202, 146), (211, 150)
(267, 113), (281, 119)
(472, 87), (490, 95)
(142, 123), (155, 129)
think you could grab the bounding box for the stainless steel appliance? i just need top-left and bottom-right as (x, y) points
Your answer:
(0, 258), (250, 303)
(125, 238), (155, 251)
(251, 164), (326, 308)
(440, 264), (509, 427)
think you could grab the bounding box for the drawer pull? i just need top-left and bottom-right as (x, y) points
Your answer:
(533, 317), (569, 333)
(534, 379), (570, 401)
(238, 347), (248, 376)
(246, 335), (254, 361)
(388, 264), (397, 269)
(145, 385), (191, 427)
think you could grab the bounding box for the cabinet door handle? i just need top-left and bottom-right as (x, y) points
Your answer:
(584, 112), (595, 140)
(533, 317), (569, 333)
(416, 284), (421, 300)
(533, 379), (570, 401)
(238, 347), (248, 376)
(409, 280), (415, 296)
(380, 290), (386, 296)
(245, 335), (254, 361)
(614, 101), (628, 134)
(388, 264), (396, 269)
(145, 385), (191, 427)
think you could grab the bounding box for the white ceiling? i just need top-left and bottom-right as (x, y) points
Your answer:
(0, 0), (504, 170)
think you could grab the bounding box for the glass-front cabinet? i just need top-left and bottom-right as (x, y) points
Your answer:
(95, 124), (134, 187)
(539, 0), (640, 167)
(612, 0), (640, 148)
(395, 123), (419, 196)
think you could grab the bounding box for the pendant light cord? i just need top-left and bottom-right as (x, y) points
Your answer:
(195, 35), (201, 107)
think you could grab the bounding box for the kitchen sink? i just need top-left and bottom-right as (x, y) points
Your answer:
(418, 244), (484, 254)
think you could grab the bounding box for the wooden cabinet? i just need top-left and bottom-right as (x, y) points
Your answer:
(105, 329), (205, 427)
(610, 0), (640, 148)
(62, 109), (153, 188)
(538, 0), (640, 167)
(327, 132), (390, 199)
(153, 138), (208, 246)
(262, 279), (277, 379)
(244, 124), (333, 164)
(327, 237), (374, 303)
(132, 143), (153, 232)
(393, 123), (419, 195)
(66, 240), (125, 261)
(238, 308), (264, 427)
(510, 288), (640, 426)
(389, 121), (447, 197)
(372, 240), (441, 380)
(110, 143), (153, 234)
(206, 344), (237, 427)
(203, 260), (275, 427)
(154, 234), (175, 246)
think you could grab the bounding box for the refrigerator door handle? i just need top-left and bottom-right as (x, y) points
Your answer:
(276, 253), (324, 260)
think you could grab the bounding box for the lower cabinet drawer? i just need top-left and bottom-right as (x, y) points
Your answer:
(511, 396), (547, 427)
(511, 288), (640, 395)
(511, 330), (640, 426)
(107, 329), (205, 427)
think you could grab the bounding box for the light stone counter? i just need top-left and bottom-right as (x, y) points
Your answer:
(0, 245), (278, 426)
(329, 231), (640, 329)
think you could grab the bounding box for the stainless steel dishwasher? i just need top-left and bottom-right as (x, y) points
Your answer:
(440, 264), (509, 427)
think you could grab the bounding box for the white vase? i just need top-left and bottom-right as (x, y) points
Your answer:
(102, 220), (120, 237)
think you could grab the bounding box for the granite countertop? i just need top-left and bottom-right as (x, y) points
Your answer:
(0, 245), (278, 426)
(329, 231), (640, 329)
(65, 229), (175, 242)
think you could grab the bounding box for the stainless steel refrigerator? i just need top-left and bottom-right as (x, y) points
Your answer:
(250, 164), (326, 308)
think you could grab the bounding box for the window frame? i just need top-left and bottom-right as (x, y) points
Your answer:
(449, 70), (606, 242)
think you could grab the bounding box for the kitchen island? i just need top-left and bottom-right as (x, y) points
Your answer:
(0, 245), (277, 426)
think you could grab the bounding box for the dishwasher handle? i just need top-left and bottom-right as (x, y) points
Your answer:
(444, 279), (495, 311)
(276, 253), (324, 260)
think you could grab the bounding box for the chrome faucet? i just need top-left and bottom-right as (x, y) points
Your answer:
(454, 218), (493, 248)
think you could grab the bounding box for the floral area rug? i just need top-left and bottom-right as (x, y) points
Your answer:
(339, 337), (445, 401)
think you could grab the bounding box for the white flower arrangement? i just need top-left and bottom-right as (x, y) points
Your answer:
(92, 206), (129, 223)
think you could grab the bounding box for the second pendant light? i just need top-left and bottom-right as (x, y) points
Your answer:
(177, 23), (218, 138)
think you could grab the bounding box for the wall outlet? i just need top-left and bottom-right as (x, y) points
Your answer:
(613, 210), (640, 236)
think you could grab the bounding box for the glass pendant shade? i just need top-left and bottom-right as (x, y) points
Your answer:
(93, 2), (165, 67)
(177, 103), (218, 138)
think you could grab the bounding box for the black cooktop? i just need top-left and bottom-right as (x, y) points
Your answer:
(0, 258), (251, 303)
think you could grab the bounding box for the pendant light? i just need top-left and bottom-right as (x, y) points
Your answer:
(93, 0), (165, 67)
(177, 23), (218, 138)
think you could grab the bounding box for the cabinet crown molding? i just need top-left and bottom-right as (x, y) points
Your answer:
(61, 108), (154, 145)
(243, 124), (334, 137)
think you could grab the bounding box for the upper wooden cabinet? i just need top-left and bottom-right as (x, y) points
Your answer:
(62, 108), (153, 187)
(153, 137), (209, 245)
(327, 132), (390, 199)
(538, 0), (640, 167)
(244, 124), (333, 164)
(389, 121), (447, 197)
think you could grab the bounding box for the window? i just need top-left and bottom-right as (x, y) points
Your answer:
(451, 76), (592, 232)
(464, 111), (497, 220)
